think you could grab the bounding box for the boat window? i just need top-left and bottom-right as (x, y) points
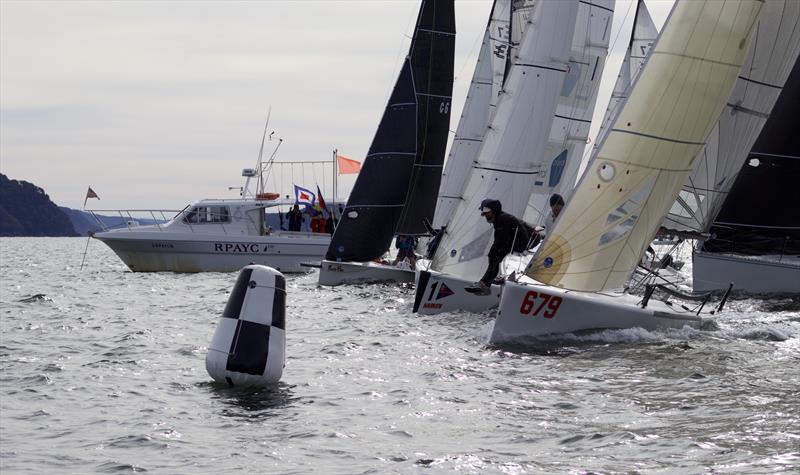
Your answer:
(183, 206), (230, 224)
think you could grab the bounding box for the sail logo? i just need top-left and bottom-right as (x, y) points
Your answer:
(599, 175), (656, 246)
(436, 283), (454, 300)
(543, 257), (554, 268)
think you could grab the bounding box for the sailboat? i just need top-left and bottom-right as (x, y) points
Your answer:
(414, 0), (613, 315)
(490, 0), (763, 343)
(693, 57), (800, 293)
(317, 0), (455, 286)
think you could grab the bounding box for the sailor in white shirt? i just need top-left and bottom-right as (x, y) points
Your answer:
(540, 193), (564, 237)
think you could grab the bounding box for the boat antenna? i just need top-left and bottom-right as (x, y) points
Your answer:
(254, 107), (271, 196)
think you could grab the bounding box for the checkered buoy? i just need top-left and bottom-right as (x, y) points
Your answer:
(206, 265), (286, 386)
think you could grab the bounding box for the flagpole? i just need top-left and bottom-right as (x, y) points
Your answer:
(333, 148), (337, 205)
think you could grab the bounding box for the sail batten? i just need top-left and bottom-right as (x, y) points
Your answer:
(528, 0), (764, 293)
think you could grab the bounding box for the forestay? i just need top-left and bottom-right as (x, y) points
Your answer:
(326, 0), (455, 262)
(663, 0), (800, 235)
(527, 0), (763, 292)
(432, 0), (512, 230)
(430, 0), (581, 280)
(524, 0), (616, 225)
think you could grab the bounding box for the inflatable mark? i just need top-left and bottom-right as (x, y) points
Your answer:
(206, 265), (286, 386)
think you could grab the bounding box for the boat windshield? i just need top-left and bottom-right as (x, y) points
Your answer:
(182, 205), (231, 224)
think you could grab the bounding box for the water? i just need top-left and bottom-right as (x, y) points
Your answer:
(1, 237), (798, 474)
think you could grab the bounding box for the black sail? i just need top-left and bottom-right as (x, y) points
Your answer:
(704, 57), (800, 256)
(326, 0), (455, 262)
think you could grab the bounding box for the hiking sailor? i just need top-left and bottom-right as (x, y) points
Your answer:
(465, 199), (537, 295)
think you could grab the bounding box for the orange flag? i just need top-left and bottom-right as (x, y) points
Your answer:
(336, 155), (361, 174)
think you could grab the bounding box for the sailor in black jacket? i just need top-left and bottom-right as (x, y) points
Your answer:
(465, 199), (535, 295)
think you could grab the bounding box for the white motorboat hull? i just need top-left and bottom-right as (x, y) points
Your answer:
(94, 231), (329, 273)
(490, 281), (703, 343)
(692, 250), (800, 294)
(413, 270), (502, 315)
(318, 260), (415, 286)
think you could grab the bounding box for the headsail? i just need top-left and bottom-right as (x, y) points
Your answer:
(527, 0), (763, 292)
(326, 0), (455, 262)
(591, 0), (658, 162)
(704, 57), (800, 256)
(432, 0), (512, 230)
(429, 0), (581, 280)
(524, 0), (616, 225)
(663, 0), (800, 235)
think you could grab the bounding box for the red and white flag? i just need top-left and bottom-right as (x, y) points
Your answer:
(83, 186), (100, 208)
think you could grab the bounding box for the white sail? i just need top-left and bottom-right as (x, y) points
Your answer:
(430, 0), (581, 280)
(527, 0), (763, 292)
(663, 0), (800, 234)
(524, 0), (616, 225)
(591, 0), (658, 162)
(432, 0), (512, 230)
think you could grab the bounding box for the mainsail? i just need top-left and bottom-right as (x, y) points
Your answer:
(429, 0), (582, 280)
(325, 0), (455, 262)
(524, 0), (616, 225)
(432, 0), (512, 230)
(704, 57), (800, 256)
(527, 0), (763, 292)
(663, 0), (800, 234)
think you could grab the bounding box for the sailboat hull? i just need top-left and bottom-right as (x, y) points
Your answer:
(490, 281), (703, 343)
(318, 260), (414, 286)
(692, 250), (800, 294)
(413, 270), (502, 315)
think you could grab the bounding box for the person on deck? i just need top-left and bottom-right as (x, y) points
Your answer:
(287, 204), (304, 232)
(392, 234), (418, 269)
(543, 193), (564, 234)
(465, 199), (535, 296)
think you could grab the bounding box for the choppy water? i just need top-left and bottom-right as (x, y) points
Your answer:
(1, 237), (798, 474)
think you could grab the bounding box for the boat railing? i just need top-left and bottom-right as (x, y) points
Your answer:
(88, 209), (181, 232)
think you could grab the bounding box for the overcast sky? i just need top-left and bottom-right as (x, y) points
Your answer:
(1, 0), (671, 211)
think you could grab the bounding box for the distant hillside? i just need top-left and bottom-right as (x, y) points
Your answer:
(0, 174), (78, 237)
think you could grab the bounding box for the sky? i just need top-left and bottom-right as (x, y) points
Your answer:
(0, 0), (672, 211)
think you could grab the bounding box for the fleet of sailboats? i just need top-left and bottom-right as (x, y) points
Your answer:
(415, 0), (615, 315)
(100, 0), (797, 340)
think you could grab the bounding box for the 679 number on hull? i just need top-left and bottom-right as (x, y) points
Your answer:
(519, 291), (562, 318)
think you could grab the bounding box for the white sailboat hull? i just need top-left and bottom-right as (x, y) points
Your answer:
(413, 270), (502, 315)
(318, 260), (414, 286)
(692, 250), (800, 294)
(94, 231), (329, 273)
(490, 281), (703, 343)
